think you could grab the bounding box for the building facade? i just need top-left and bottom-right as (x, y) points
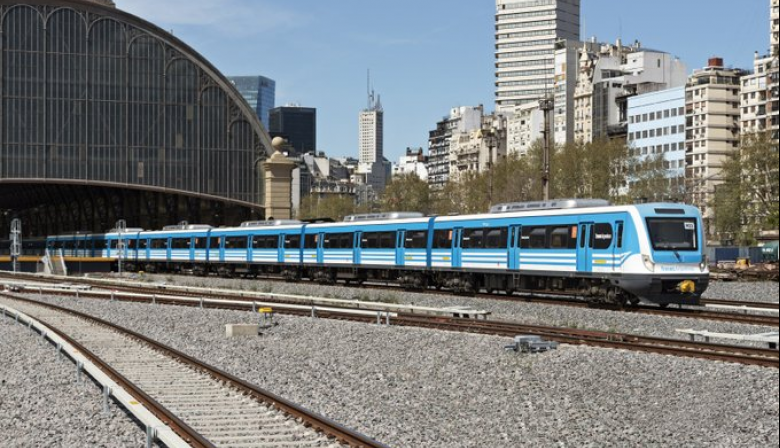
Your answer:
(574, 41), (687, 143)
(449, 114), (507, 181)
(359, 90), (383, 165)
(0, 0), (273, 236)
(228, 76), (276, 129)
(769, 0), (779, 140)
(627, 86), (686, 200)
(495, 0), (580, 113)
(507, 101), (545, 156)
(393, 148), (428, 181)
(740, 53), (774, 135)
(685, 58), (746, 236)
(269, 106), (317, 156)
(427, 106), (483, 190)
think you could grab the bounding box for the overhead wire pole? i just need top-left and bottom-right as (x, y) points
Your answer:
(10, 219), (22, 274)
(539, 95), (554, 201)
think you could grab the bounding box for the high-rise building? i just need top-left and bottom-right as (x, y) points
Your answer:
(427, 106), (484, 190)
(685, 58), (746, 237)
(769, 0), (779, 139)
(507, 102), (545, 156)
(574, 41), (687, 143)
(269, 106), (317, 156)
(359, 90), (383, 165)
(495, 0), (580, 113)
(627, 87), (687, 201)
(740, 53), (774, 135)
(228, 76), (276, 128)
(772, 0), (779, 58)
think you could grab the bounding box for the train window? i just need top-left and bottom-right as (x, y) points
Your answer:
(549, 227), (570, 249)
(194, 238), (208, 249)
(405, 231), (428, 249)
(171, 238), (190, 249)
(284, 235), (302, 249)
(324, 233), (353, 249)
(433, 230), (453, 249)
(580, 226), (587, 248)
(521, 227), (547, 249)
(94, 239), (107, 250)
(304, 234), (319, 249)
(150, 239), (167, 249)
(592, 224), (614, 250)
(252, 235), (278, 249)
(225, 237), (248, 250)
(362, 232), (395, 249)
(616, 222), (624, 249)
(210, 237), (221, 249)
(461, 229), (484, 249)
(485, 228), (508, 249)
(125, 239), (135, 249)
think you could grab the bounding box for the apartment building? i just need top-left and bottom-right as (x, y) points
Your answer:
(685, 58), (747, 236)
(495, 0), (580, 113)
(427, 106), (483, 190)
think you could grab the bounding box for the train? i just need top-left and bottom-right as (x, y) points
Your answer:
(42, 199), (709, 307)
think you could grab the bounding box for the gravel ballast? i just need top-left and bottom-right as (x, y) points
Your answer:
(11, 293), (780, 448)
(135, 274), (779, 345)
(0, 313), (150, 447)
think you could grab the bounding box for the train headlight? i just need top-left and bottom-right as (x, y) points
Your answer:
(642, 255), (655, 272)
(700, 256), (709, 272)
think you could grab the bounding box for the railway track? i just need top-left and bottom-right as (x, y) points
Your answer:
(0, 293), (388, 448)
(3, 271), (776, 328)
(2, 281), (777, 369)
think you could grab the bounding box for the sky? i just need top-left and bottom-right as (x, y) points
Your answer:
(119, 0), (771, 162)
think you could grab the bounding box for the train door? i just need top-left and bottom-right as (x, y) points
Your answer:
(396, 231), (406, 267)
(576, 222), (593, 273)
(354, 232), (362, 265)
(613, 221), (625, 273)
(509, 225), (521, 270)
(316, 233), (324, 264)
(453, 228), (463, 268)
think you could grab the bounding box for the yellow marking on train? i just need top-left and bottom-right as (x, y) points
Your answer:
(594, 260), (607, 265)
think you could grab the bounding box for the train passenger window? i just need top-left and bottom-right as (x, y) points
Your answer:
(549, 227), (570, 249)
(580, 226), (587, 248)
(592, 224), (614, 250)
(485, 228), (508, 249)
(461, 229), (484, 249)
(362, 232), (395, 249)
(138, 239), (148, 250)
(95, 239), (107, 250)
(521, 227), (547, 249)
(252, 235), (278, 249)
(125, 239), (135, 249)
(194, 238), (208, 249)
(225, 237), (248, 249)
(284, 235), (302, 249)
(150, 239), (167, 249)
(210, 237), (221, 249)
(616, 222), (624, 249)
(432, 230), (453, 249)
(171, 239), (190, 249)
(304, 234), (319, 249)
(324, 233), (353, 249)
(405, 231), (428, 249)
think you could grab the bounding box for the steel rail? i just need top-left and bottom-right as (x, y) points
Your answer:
(4, 280), (778, 369)
(0, 293), (389, 448)
(0, 292), (214, 448)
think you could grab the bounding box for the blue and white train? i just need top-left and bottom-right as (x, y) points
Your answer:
(45, 200), (709, 306)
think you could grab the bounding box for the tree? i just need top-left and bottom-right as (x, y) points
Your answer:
(297, 194), (357, 221)
(713, 131), (779, 244)
(627, 154), (674, 204)
(381, 173), (432, 215)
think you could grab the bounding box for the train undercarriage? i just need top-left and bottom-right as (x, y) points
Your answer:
(116, 260), (694, 307)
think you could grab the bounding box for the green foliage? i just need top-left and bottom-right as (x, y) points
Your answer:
(713, 131), (780, 244)
(381, 173), (432, 215)
(297, 194), (359, 221)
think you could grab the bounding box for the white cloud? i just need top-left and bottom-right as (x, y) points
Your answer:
(117, 0), (307, 35)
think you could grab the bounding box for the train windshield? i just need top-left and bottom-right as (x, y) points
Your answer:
(646, 218), (698, 251)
